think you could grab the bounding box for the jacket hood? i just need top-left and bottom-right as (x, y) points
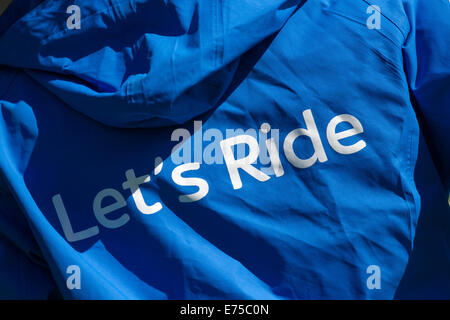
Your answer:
(0, 0), (303, 127)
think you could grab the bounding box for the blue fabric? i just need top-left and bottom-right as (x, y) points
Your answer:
(0, 0), (448, 299)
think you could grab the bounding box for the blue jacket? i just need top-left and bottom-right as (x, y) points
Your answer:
(0, 0), (449, 299)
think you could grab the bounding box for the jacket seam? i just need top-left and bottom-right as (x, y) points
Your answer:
(40, 0), (134, 46)
(361, 0), (407, 42)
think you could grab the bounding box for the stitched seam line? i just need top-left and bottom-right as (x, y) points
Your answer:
(40, 0), (133, 46)
(361, 0), (407, 41)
